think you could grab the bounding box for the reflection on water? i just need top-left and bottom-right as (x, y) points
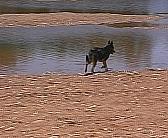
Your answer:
(0, 25), (168, 74)
(0, 0), (168, 15)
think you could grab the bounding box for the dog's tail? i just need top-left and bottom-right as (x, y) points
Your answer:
(85, 55), (89, 73)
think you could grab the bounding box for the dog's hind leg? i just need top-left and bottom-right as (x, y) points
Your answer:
(85, 64), (88, 73)
(85, 55), (90, 73)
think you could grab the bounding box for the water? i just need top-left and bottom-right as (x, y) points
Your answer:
(0, 25), (167, 74)
(0, 0), (168, 15)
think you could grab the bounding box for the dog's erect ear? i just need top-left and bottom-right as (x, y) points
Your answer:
(110, 41), (113, 45)
(108, 40), (111, 44)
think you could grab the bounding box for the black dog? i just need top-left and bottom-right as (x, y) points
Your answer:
(85, 40), (115, 73)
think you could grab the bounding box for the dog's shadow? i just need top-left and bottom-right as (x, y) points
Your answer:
(82, 70), (111, 76)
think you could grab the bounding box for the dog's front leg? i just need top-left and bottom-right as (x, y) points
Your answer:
(102, 60), (108, 72)
(91, 61), (97, 73)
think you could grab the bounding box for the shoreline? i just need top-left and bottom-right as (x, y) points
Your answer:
(0, 12), (164, 28)
(0, 69), (168, 137)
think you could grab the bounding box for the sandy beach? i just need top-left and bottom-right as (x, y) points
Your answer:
(0, 12), (162, 28)
(0, 12), (168, 137)
(0, 70), (168, 137)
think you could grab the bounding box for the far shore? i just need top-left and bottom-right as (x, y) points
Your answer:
(0, 12), (165, 28)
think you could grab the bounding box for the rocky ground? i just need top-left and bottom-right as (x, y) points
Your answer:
(0, 70), (168, 137)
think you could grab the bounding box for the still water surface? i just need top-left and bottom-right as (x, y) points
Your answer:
(0, 0), (168, 15)
(0, 25), (168, 74)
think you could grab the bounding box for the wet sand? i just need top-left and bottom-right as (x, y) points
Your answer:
(0, 12), (162, 28)
(0, 70), (168, 137)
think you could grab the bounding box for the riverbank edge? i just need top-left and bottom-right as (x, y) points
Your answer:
(0, 68), (167, 78)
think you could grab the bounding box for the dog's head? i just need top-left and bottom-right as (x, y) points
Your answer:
(107, 40), (115, 54)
